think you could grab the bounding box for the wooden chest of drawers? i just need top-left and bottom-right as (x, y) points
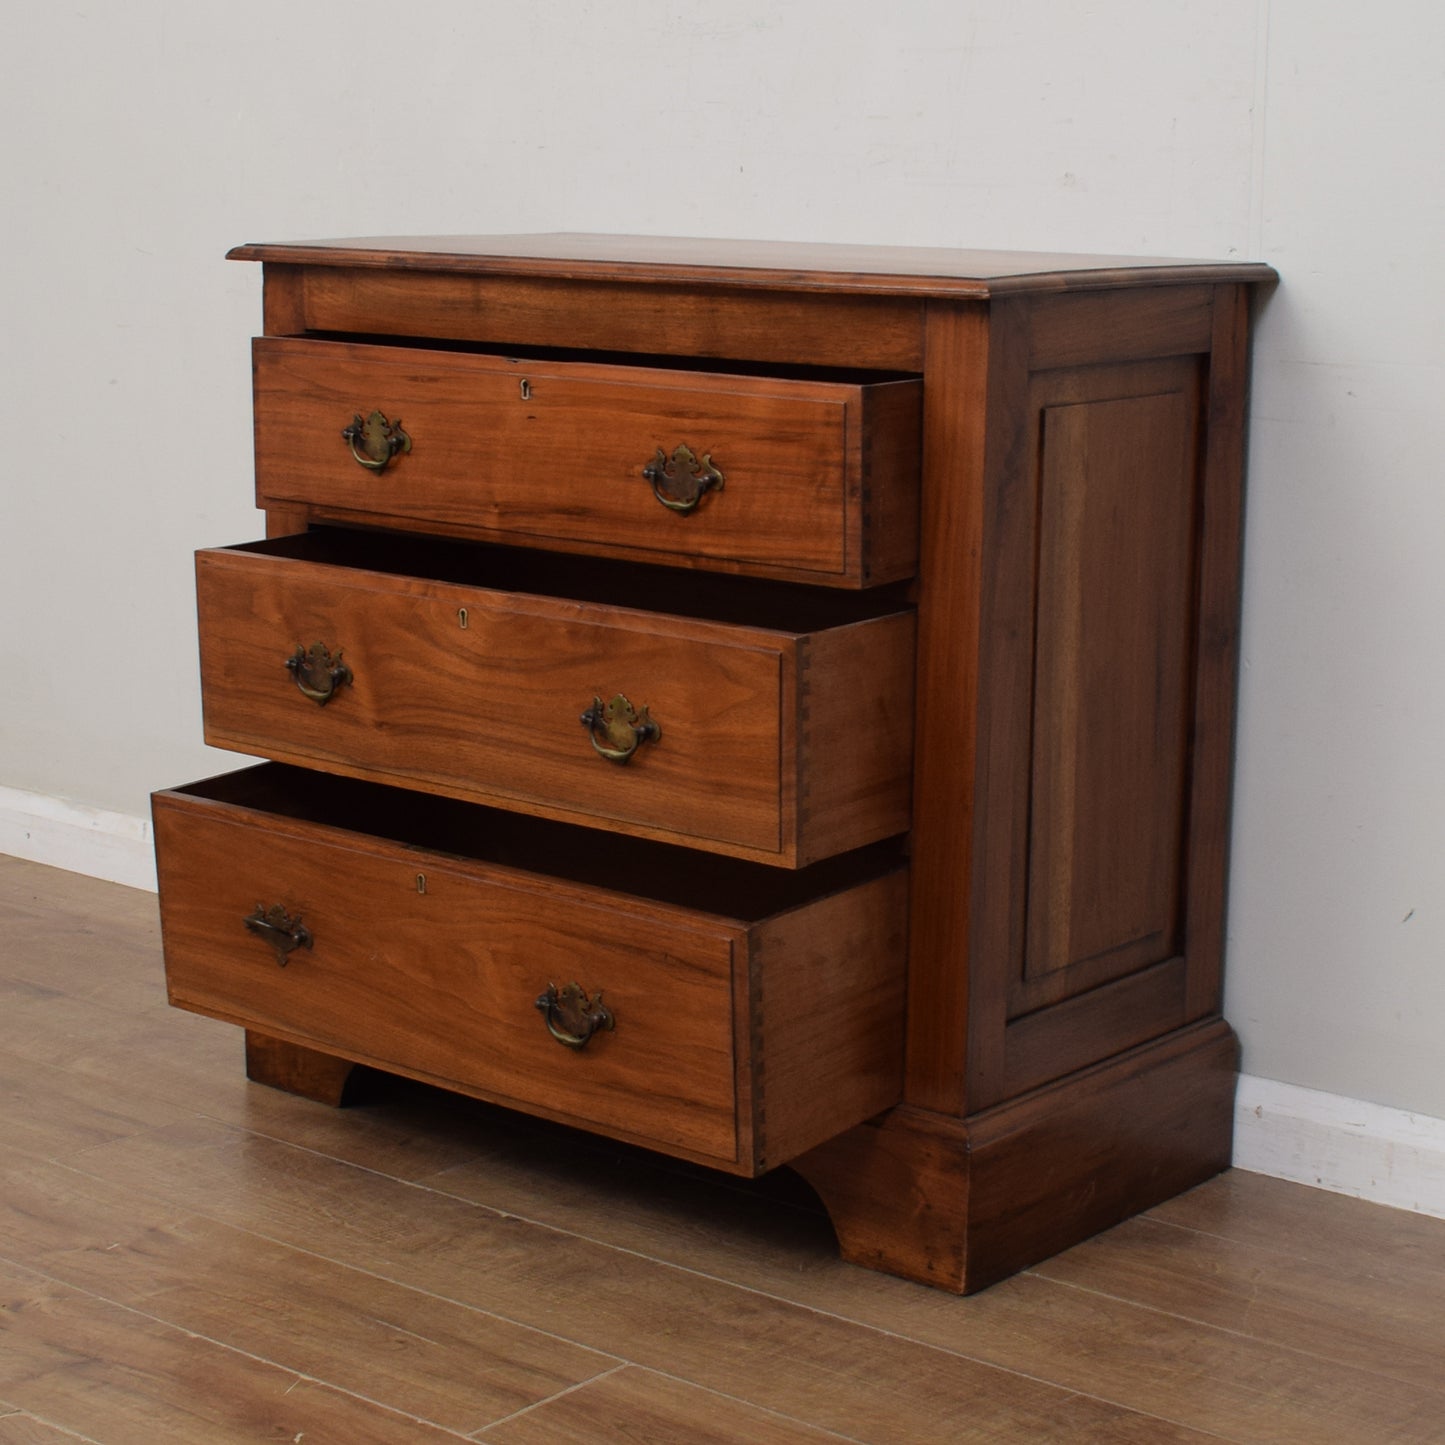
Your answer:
(154, 234), (1274, 1293)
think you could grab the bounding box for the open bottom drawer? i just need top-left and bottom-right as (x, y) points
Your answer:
(153, 765), (908, 1175)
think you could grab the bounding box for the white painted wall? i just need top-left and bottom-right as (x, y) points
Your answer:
(4, 3), (1442, 1127)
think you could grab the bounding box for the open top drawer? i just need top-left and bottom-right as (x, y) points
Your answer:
(253, 337), (920, 586)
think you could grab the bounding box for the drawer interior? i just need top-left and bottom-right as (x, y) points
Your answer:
(174, 763), (906, 921)
(235, 526), (912, 633)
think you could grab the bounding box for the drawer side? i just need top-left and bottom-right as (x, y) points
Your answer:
(748, 870), (909, 1170)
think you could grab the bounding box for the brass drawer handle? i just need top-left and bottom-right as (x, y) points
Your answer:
(642, 444), (723, 515)
(342, 409), (411, 473)
(580, 693), (660, 763)
(286, 642), (352, 705)
(535, 982), (614, 1050)
(243, 904), (313, 967)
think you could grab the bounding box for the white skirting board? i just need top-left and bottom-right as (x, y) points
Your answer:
(0, 786), (156, 893)
(1233, 1074), (1445, 1219)
(3, 788), (1442, 1221)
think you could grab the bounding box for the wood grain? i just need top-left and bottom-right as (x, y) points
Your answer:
(749, 869), (908, 1170)
(253, 337), (920, 587)
(0, 1047), (186, 1163)
(1000, 955), (1189, 1099)
(1033, 1211), (1445, 1396)
(1026, 284), (1215, 368)
(793, 1020), (1236, 1292)
(228, 231), (1278, 298)
(957, 294), (1035, 1112)
(7, 857), (1442, 1445)
(244, 1030), (355, 1104)
(0, 1258), (468, 1444)
(429, 1122), (1445, 1444)
(69, 1120), (1222, 1445)
(900, 300), (991, 1114)
(258, 262), (305, 337)
(1183, 284), (1253, 1018)
(478, 1367), (851, 1444)
(193, 239), (1276, 1301)
(0, 1153), (614, 1435)
(796, 612), (916, 863)
(1151, 1165), (1445, 1278)
(154, 779), (907, 1172)
(193, 535), (913, 865)
(1018, 372), (1198, 1010)
(0, 1408), (83, 1444)
(156, 790), (747, 1165)
(287, 264), (927, 369)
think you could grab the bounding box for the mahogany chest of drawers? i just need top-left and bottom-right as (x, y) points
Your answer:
(153, 234), (1274, 1292)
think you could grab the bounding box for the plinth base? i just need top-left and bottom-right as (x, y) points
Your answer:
(791, 1019), (1238, 1293)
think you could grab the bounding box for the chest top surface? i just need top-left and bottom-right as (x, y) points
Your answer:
(227, 232), (1276, 298)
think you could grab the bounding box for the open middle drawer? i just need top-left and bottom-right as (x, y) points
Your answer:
(197, 528), (915, 867)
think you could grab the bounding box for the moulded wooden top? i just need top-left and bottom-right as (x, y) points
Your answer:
(227, 233), (1276, 299)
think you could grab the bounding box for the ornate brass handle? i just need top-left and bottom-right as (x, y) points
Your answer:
(286, 642), (352, 705)
(342, 410), (412, 473)
(243, 904), (313, 967)
(642, 444), (724, 515)
(580, 693), (661, 763)
(534, 982), (615, 1050)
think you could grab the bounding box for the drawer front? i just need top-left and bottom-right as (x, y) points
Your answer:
(196, 542), (915, 865)
(253, 339), (919, 586)
(152, 772), (909, 1172)
(154, 791), (743, 1163)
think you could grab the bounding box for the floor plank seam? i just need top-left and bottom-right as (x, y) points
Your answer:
(1139, 1205), (1445, 1287)
(278, 1167), (1274, 1439)
(26, 1144), (1193, 1440)
(13, 1150), (1209, 1442)
(464, 1362), (631, 1438)
(631, 1368), (872, 1445)
(11, 860), (1445, 1444)
(1138, 1209), (1324, 1258)
(383, 1180), (1233, 1433)
(1029, 1268), (1445, 1398)
(0, 1407), (102, 1444)
(190, 1111), (505, 1195)
(0, 1250), (488, 1440)
(19, 1151), (636, 1372)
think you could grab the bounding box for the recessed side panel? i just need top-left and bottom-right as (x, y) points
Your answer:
(1013, 358), (1203, 1017)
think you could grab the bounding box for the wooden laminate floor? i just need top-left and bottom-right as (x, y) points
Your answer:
(2, 855), (1443, 1445)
